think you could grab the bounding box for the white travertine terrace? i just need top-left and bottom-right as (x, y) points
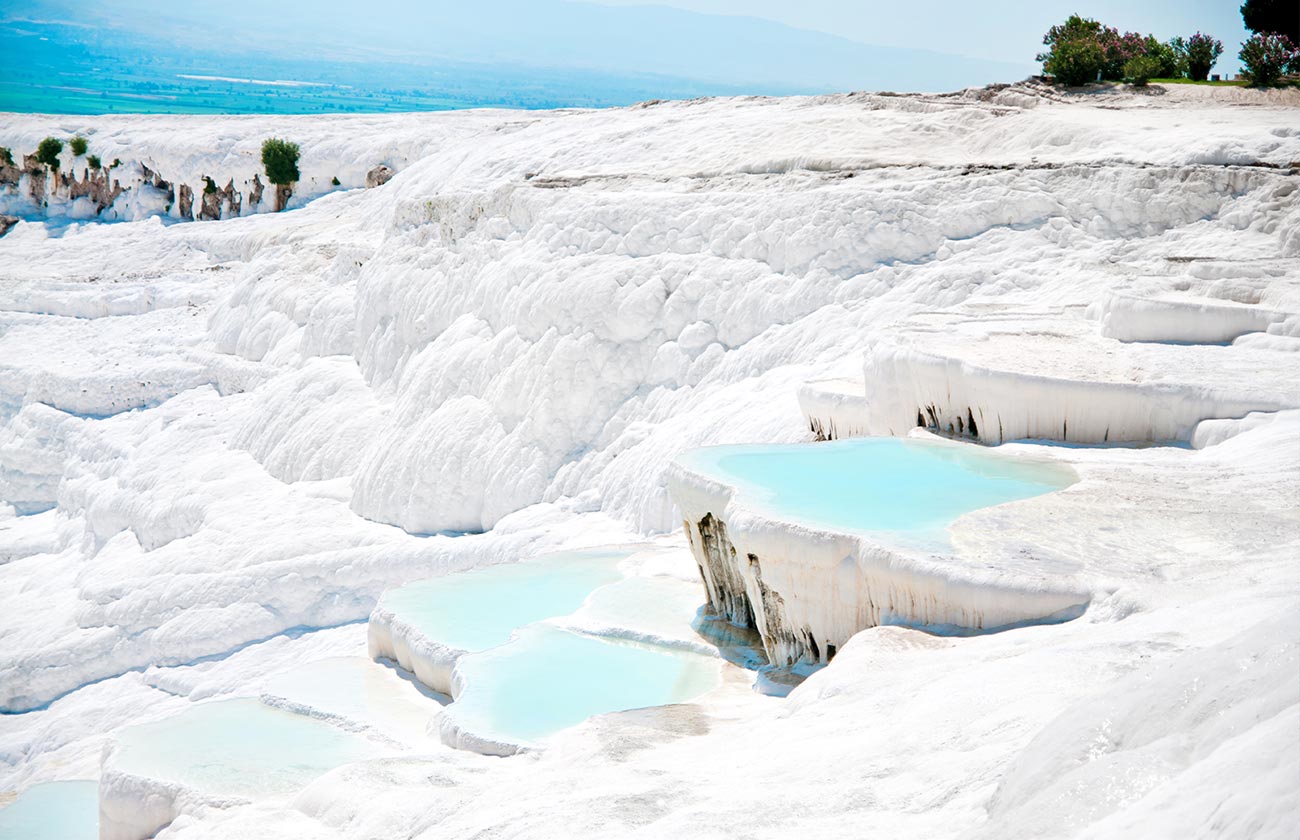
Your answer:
(1095, 288), (1288, 343)
(668, 446), (1091, 665)
(796, 377), (871, 441)
(1, 82), (1298, 839)
(860, 308), (1300, 445)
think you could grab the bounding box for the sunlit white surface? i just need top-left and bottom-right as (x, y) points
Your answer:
(0, 82), (1297, 839)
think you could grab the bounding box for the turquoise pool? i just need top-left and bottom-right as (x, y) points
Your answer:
(677, 438), (1075, 545)
(0, 781), (97, 840)
(450, 624), (720, 745)
(111, 699), (383, 798)
(381, 548), (725, 749)
(380, 550), (627, 653)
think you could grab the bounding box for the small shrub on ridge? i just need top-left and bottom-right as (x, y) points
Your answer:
(261, 138), (301, 185)
(1124, 55), (1163, 86)
(35, 137), (63, 171)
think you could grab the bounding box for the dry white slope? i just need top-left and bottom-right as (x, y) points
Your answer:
(0, 82), (1297, 837)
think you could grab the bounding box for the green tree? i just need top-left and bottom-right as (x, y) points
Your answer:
(0, 147), (13, 167)
(70, 135), (88, 156)
(1242, 0), (1299, 43)
(1144, 36), (1186, 78)
(1124, 55), (1163, 86)
(36, 137), (63, 171)
(1038, 15), (1105, 86)
(261, 138), (301, 185)
(87, 154), (102, 169)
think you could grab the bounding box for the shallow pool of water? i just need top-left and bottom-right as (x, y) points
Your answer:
(380, 550), (627, 652)
(677, 437), (1075, 544)
(264, 657), (443, 743)
(111, 699), (383, 798)
(556, 574), (709, 651)
(0, 781), (97, 840)
(450, 624), (720, 745)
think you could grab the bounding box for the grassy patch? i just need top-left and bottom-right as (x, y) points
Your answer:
(1150, 77), (1248, 86)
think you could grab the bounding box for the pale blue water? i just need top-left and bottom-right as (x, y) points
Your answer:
(381, 550), (627, 652)
(678, 438), (1075, 545)
(0, 781), (97, 840)
(452, 625), (719, 744)
(112, 699), (381, 798)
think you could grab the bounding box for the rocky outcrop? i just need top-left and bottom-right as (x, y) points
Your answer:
(274, 183), (293, 212)
(221, 179), (242, 217)
(66, 165), (125, 214)
(0, 157), (26, 219)
(248, 174), (265, 210)
(199, 184), (218, 221)
(366, 165), (394, 188)
(199, 179), (243, 220)
(0, 145), (345, 223)
(140, 164), (174, 211)
(0, 157), (20, 187)
(21, 154), (47, 206)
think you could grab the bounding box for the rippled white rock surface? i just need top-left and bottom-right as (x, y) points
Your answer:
(1, 82), (1298, 838)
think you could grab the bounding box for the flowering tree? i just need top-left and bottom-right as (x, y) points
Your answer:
(1183, 32), (1223, 81)
(1098, 29), (1150, 80)
(1239, 32), (1299, 86)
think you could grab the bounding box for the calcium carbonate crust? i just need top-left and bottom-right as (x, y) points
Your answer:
(667, 448), (1090, 666)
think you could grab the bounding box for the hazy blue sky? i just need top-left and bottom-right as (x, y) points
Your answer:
(597, 0), (1254, 72)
